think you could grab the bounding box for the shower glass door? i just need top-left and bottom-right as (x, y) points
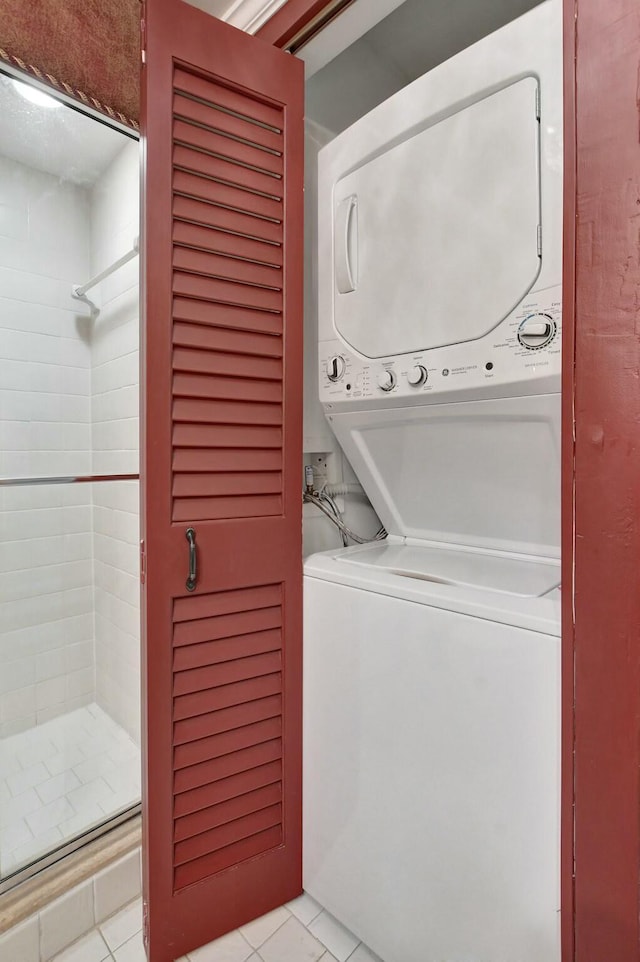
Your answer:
(0, 67), (141, 890)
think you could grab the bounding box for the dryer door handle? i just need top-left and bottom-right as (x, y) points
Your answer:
(335, 195), (358, 294)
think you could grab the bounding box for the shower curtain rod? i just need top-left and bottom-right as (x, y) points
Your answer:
(72, 236), (139, 315)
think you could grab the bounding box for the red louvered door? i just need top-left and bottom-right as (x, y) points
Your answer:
(140, 2), (303, 959)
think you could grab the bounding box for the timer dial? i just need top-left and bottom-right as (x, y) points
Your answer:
(407, 364), (428, 386)
(377, 369), (396, 392)
(327, 355), (345, 381)
(518, 314), (556, 350)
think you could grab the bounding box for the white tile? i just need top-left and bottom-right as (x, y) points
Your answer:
(37, 705), (68, 726)
(287, 893), (323, 927)
(58, 803), (105, 841)
(45, 746), (87, 776)
(10, 826), (63, 868)
(2, 816), (37, 855)
(187, 930), (253, 962)
(259, 917), (325, 962)
(93, 849), (141, 922)
(6, 760), (49, 796)
(98, 785), (139, 817)
(66, 776), (115, 813)
(99, 898), (142, 951)
(0, 749), (23, 779)
(66, 667), (94, 700)
(0, 656), (35, 694)
(65, 641), (94, 673)
(1, 684), (36, 722)
(73, 752), (117, 785)
(347, 946), (383, 962)
(308, 912), (360, 962)
(112, 930), (146, 962)
(36, 769), (82, 805)
(25, 795), (75, 837)
(36, 676), (68, 711)
(0, 715), (36, 738)
(40, 880), (95, 960)
(319, 955), (339, 962)
(0, 916), (39, 962)
(240, 906), (290, 948)
(51, 929), (111, 962)
(36, 650), (68, 683)
(1, 787), (41, 824)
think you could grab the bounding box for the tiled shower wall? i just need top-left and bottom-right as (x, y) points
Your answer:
(0, 157), (95, 737)
(0, 141), (141, 743)
(90, 141), (141, 744)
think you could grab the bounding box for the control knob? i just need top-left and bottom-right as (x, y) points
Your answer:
(517, 314), (556, 349)
(377, 369), (396, 392)
(327, 355), (345, 381)
(407, 364), (427, 387)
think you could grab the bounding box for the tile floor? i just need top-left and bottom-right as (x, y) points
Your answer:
(0, 704), (140, 877)
(51, 893), (385, 962)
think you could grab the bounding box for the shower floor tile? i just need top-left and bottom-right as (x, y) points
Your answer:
(0, 704), (140, 878)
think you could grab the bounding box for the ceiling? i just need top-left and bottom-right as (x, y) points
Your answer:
(0, 73), (132, 187)
(305, 0), (543, 134)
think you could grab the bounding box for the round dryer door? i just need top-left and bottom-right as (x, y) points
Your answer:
(332, 77), (541, 359)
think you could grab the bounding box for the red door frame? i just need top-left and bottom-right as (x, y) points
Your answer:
(570, 0), (640, 958)
(256, 0), (640, 959)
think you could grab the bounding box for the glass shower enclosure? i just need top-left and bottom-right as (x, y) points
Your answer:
(0, 67), (141, 891)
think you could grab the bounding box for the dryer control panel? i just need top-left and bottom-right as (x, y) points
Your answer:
(319, 285), (561, 408)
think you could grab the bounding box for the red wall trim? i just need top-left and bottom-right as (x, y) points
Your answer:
(560, 2), (576, 959)
(256, 0), (346, 48)
(572, 0), (640, 958)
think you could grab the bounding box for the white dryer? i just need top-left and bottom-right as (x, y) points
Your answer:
(303, 2), (563, 961)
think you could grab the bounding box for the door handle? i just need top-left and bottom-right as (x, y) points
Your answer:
(335, 195), (358, 294)
(185, 527), (197, 592)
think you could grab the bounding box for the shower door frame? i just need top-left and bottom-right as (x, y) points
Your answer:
(0, 61), (143, 895)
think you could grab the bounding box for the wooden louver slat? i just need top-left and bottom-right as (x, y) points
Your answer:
(171, 580), (285, 891)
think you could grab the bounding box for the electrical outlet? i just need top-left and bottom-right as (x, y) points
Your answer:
(312, 453), (328, 490)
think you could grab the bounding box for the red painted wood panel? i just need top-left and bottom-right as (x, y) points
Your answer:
(571, 0), (640, 959)
(140, 0), (303, 958)
(257, 0), (354, 48)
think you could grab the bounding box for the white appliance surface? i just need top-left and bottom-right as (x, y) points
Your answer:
(305, 540), (560, 635)
(328, 392), (561, 557)
(338, 540), (558, 596)
(332, 77), (541, 359)
(303, 575), (560, 962)
(305, 2), (563, 960)
(318, 0), (563, 408)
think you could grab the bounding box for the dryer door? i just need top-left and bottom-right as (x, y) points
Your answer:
(333, 77), (541, 359)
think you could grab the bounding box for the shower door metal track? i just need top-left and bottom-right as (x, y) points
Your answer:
(0, 803), (142, 895)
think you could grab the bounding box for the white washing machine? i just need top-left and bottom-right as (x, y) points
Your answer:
(303, 2), (563, 961)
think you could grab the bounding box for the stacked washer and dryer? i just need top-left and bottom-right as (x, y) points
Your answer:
(303, 2), (563, 960)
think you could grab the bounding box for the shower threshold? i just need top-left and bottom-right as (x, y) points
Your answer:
(0, 704), (141, 892)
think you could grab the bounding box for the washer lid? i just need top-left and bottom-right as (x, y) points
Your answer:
(333, 77), (541, 359)
(328, 393), (561, 559)
(338, 542), (560, 598)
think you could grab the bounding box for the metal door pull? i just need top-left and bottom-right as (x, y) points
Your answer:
(185, 527), (197, 591)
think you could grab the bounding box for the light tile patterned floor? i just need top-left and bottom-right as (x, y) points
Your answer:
(0, 704), (140, 878)
(52, 893), (385, 962)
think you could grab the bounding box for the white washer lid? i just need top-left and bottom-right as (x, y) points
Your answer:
(328, 393), (561, 558)
(338, 542), (560, 598)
